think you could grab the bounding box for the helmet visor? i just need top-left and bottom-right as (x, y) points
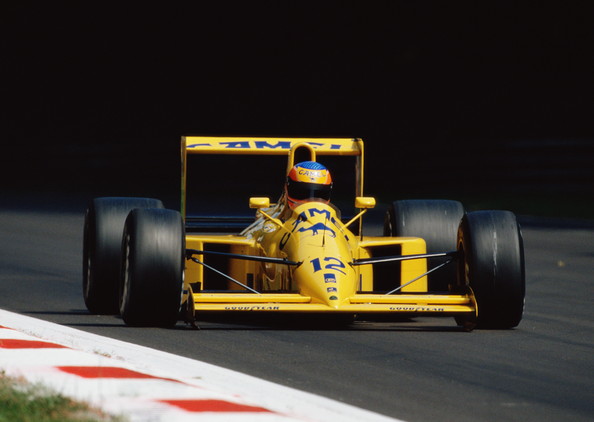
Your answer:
(287, 180), (332, 201)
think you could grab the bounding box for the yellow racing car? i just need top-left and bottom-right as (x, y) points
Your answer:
(83, 137), (525, 330)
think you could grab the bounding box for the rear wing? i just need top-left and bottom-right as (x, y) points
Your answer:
(180, 136), (366, 226)
(183, 136), (363, 156)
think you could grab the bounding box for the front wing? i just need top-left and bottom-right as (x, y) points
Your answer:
(190, 291), (477, 316)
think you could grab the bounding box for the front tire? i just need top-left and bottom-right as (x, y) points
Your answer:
(120, 208), (185, 327)
(457, 211), (525, 329)
(83, 197), (164, 314)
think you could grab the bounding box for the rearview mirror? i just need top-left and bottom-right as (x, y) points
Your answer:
(355, 197), (376, 209)
(249, 197), (271, 209)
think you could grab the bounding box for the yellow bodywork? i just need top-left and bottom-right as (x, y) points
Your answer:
(181, 136), (476, 318)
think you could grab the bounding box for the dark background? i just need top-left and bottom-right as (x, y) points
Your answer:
(2, 2), (593, 217)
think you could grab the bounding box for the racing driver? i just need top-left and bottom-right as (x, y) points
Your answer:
(285, 161), (333, 209)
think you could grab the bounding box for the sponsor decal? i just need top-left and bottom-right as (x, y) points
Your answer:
(187, 141), (344, 150)
(224, 306), (280, 311)
(186, 143), (211, 148)
(389, 306), (446, 312)
(306, 208), (339, 223)
(297, 223), (336, 237)
(254, 141), (292, 149)
(262, 222), (277, 233)
(327, 287), (337, 293)
(329, 295), (338, 300)
(280, 207), (347, 250)
(298, 169), (324, 178)
(324, 273), (337, 283)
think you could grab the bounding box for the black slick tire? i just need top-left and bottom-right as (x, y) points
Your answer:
(83, 197), (164, 314)
(384, 199), (464, 292)
(120, 208), (185, 327)
(456, 210), (525, 329)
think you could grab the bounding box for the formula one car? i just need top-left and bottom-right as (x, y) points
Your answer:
(83, 137), (525, 330)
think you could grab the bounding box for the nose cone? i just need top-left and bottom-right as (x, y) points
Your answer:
(283, 202), (358, 309)
(293, 258), (356, 309)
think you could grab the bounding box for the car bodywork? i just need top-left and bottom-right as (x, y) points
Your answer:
(181, 137), (477, 321)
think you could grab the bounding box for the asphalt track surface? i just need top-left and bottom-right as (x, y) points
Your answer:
(1, 195), (593, 422)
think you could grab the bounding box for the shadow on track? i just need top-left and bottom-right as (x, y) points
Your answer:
(173, 313), (467, 332)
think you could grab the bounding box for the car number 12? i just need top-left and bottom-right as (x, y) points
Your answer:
(310, 257), (346, 275)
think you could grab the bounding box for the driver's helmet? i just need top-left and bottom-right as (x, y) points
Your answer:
(286, 161), (333, 209)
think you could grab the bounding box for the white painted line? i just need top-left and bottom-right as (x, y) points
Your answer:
(0, 309), (404, 422)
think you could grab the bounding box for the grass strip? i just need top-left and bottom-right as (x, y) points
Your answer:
(0, 372), (124, 422)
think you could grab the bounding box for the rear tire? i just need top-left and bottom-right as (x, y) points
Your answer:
(120, 208), (185, 327)
(456, 211), (525, 329)
(83, 197), (164, 314)
(384, 200), (464, 291)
